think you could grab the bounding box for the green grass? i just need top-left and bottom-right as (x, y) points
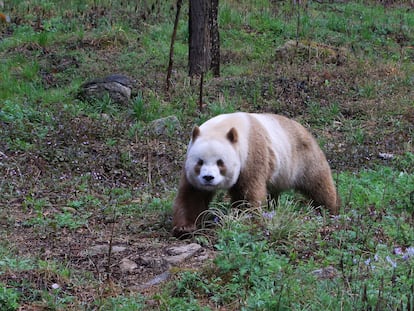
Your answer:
(0, 0), (413, 309)
(160, 166), (414, 310)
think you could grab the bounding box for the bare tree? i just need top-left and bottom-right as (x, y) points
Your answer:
(189, 0), (220, 77)
(167, 0), (220, 109)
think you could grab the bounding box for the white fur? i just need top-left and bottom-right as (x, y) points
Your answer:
(250, 113), (297, 189)
(185, 140), (240, 191)
(197, 112), (250, 167)
(185, 112), (301, 192)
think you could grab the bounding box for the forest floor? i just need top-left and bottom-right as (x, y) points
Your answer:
(0, 1), (413, 310)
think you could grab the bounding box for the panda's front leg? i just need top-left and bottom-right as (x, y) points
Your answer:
(229, 178), (268, 208)
(172, 172), (214, 237)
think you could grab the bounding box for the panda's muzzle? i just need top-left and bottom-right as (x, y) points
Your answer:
(202, 175), (214, 182)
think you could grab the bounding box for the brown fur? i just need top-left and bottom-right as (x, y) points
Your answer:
(172, 113), (339, 237)
(272, 115), (340, 213)
(172, 170), (215, 235)
(228, 115), (275, 206)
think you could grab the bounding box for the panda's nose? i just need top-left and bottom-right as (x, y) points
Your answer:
(203, 175), (214, 182)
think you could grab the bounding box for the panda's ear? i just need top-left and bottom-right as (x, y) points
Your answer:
(226, 127), (238, 143)
(192, 126), (200, 141)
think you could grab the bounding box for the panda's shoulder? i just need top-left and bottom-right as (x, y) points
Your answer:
(200, 112), (251, 135)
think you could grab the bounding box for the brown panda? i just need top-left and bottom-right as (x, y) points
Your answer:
(172, 112), (339, 237)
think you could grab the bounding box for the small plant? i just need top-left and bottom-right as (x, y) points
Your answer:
(0, 285), (20, 311)
(307, 101), (341, 127)
(261, 198), (317, 249)
(131, 92), (146, 121)
(85, 94), (120, 116)
(96, 294), (147, 310)
(358, 82), (376, 99)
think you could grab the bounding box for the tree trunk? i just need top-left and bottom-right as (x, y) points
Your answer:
(189, 0), (219, 77)
(210, 0), (220, 77)
(189, 0), (210, 76)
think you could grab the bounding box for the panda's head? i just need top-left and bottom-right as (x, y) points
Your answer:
(185, 126), (241, 191)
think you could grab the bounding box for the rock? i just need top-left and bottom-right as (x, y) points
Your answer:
(150, 115), (181, 136)
(119, 258), (138, 273)
(81, 244), (127, 257)
(275, 40), (347, 64)
(165, 243), (202, 265)
(138, 256), (169, 269)
(78, 74), (136, 105)
(378, 152), (394, 160)
(312, 266), (338, 279)
(166, 243), (201, 256)
(134, 271), (171, 291)
(51, 283), (60, 290)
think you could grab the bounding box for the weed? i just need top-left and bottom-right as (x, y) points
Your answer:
(0, 285), (20, 311)
(96, 294), (146, 310)
(338, 166), (414, 212)
(164, 165), (414, 309)
(81, 94), (120, 116)
(395, 152), (414, 174)
(261, 199), (317, 248)
(307, 101), (341, 126)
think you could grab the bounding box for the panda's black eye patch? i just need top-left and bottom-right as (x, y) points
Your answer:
(217, 159), (224, 167)
(197, 159), (204, 166)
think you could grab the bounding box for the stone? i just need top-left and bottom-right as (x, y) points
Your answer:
(312, 266), (338, 279)
(150, 115), (181, 136)
(138, 256), (169, 269)
(81, 244), (127, 257)
(378, 152), (394, 160)
(275, 40), (347, 64)
(165, 243), (202, 265)
(78, 74), (136, 105)
(119, 258), (138, 273)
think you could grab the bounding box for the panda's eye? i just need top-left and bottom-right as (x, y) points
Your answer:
(197, 159), (204, 166)
(217, 159), (224, 167)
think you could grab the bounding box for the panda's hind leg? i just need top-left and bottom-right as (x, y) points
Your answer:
(299, 169), (339, 215)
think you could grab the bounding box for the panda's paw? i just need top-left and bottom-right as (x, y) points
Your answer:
(172, 225), (196, 239)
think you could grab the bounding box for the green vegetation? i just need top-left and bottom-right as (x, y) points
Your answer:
(163, 168), (414, 310)
(0, 0), (413, 309)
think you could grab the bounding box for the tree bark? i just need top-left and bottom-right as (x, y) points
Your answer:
(210, 0), (220, 77)
(189, 0), (219, 77)
(189, 0), (210, 76)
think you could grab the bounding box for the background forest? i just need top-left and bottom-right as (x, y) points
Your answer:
(0, 0), (413, 310)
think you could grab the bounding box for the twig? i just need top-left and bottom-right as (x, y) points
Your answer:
(166, 0), (183, 92)
(199, 72), (204, 111)
(147, 138), (152, 185)
(105, 203), (118, 282)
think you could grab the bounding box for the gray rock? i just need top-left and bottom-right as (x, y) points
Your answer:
(312, 266), (338, 279)
(378, 152), (394, 160)
(81, 244), (127, 257)
(78, 74), (136, 105)
(138, 256), (169, 269)
(119, 258), (138, 273)
(165, 243), (202, 265)
(150, 115), (181, 136)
